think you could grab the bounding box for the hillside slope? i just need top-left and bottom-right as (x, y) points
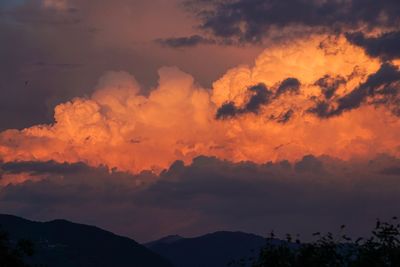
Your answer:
(0, 214), (173, 267)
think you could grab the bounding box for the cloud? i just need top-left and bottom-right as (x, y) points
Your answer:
(1, 34), (400, 173)
(1, 0), (399, 246)
(294, 154), (323, 173)
(0, 0), (262, 131)
(1, 0), (399, 137)
(0, 160), (90, 175)
(215, 61), (400, 121)
(10, 0), (81, 25)
(346, 31), (400, 60)
(380, 166), (400, 176)
(314, 75), (346, 99)
(187, 0), (400, 44)
(215, 83), (277, 119)
(215, 77), (300, 122)
(244, 83), (272, 113)
(308, 63), (400, 118)
(215, 83), (273, 119)
(42, 0), (69, 11)
(0, 67), (220, 173)
(215, 101), (238, 119)
(275, 78), (301, 97)
(275, 109), (294, 124)
(155, 35), (216, 48)
(2, 155), (400, 242)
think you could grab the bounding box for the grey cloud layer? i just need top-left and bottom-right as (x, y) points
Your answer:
(1, 155), (400, 242)
(187, 0), (400, 43)
(158, 0), (400, 63)
(155, 35), (216, 48)
(346, 31), (400, 60)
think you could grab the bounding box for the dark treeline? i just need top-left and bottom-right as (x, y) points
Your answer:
(232, 218), (400, 267)
(0, 229), (34, 267)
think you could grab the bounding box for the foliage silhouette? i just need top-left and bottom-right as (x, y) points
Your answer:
(231, 217), (400, 267)
(0, 228), (34, 267)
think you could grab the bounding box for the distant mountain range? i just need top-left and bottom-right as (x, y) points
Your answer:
(145, 231), (271, 267)
(0, 214), (277, 267)
(0, 214), (173, 267)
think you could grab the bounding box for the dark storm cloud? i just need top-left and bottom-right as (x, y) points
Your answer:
(215, 83), (272, 119)
(307, 101), (333, 119)
(2, 155), (400, 242)
(155, 35), (216, 48)
(276, 109), (294, 124)
(215, 80), (301, 121)
(1, 160), (90, 175)
(346, 31), (400, 60)
(215, 101), (238, 119)
(294, 155), (324, 173)
(215, 63), (400, 121)
(314, 75), (346, 99)
(332, 63), (400, 116)
(380, 167), (400, 176)
(0, 161), (155, 204)
(309, 63), (400, 118)
(244, 83), (273, 113)
(215, 83), (277, 119)
(275, 78), (300, 97)
(186, 0), (400, 44)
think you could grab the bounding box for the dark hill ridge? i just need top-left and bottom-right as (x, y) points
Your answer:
(0, 214), (173, 267)
(146, 231), (272, 267)
(145, 234), (184, 248)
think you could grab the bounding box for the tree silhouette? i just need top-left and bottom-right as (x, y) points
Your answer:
(0, 228), (34, 267)
(232, 217), (400, 267)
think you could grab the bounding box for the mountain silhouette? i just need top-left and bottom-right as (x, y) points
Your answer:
(0, 214), (173, 267)
(146, 235), (184, 247)
(146, 231), (273, 267)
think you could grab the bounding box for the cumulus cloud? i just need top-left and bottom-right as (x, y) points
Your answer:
(0, 0), (260, 131)
(1, 35), (400, 174)
(0, 67), (218, 173)
(1, 0), (399, 135)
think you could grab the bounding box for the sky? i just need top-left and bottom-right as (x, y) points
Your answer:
(0, 0), (400, 242)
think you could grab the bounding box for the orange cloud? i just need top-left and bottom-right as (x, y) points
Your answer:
(42, 0), (68, 10)
(1, 34), (399, 174)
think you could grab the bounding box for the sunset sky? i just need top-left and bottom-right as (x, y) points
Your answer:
(1, 0), (400, 242)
